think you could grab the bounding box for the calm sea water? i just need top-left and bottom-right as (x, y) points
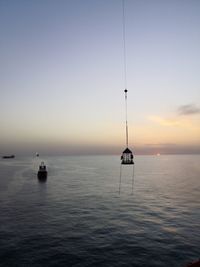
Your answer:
(0, 155), (199, 267)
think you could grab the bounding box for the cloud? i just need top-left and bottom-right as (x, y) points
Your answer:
(177, 104), (200, 116)
(145, 143), (177, 147)
(148, 116), (182, 126)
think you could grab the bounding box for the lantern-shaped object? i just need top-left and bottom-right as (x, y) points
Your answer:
(121, 147), (134, 164)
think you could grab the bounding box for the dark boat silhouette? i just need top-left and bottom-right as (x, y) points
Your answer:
(2, 155), (15, 159)
(37, 162), (47, 180)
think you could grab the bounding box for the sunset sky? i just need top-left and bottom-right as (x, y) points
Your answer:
(1, 0), (200, 155)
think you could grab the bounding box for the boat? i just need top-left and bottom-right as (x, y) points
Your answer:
(2, 155), (15, 159)
(37, 162), (47, 180)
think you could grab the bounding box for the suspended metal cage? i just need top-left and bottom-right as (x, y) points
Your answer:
(121, 147), (134, 165)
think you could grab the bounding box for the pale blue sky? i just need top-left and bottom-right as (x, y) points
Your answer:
(0, 0), (200, 155)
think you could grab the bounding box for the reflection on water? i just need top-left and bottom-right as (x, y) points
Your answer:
(38, 177), (47, 183)
(0, 155), (199, 267)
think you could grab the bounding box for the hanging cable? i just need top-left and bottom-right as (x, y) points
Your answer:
(122, 0), (127, 90)
(119, 0), (135, 194)
(122, 0), (129, 148)
(119, 164), (122, 194)
(125, 89), (128, 147)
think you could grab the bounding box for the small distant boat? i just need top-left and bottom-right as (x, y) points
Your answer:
(37, 162), (47, 180)
(2, 155), (15, 159)
(36, 152), (39, 157)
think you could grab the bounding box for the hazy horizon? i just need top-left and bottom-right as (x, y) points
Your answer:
(1, 0), (200, 156)
(1, 143), (200, 157)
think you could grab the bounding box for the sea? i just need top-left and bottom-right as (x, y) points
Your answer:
(0, 155), (199, 267)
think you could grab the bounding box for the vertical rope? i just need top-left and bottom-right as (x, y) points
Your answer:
(131, 164), (135, 194)
(119, 164), (122, 194)
(122, 0), (128, 148)
(122, 0), (127, 90)
(125, 90), (128, 147)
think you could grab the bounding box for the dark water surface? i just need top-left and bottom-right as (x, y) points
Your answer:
(0, 155), (199, 267)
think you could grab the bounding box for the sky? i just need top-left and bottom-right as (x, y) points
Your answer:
(0, 0), (200, 155)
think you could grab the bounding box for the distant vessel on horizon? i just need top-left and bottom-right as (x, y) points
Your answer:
(2, 155), (15, 159)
